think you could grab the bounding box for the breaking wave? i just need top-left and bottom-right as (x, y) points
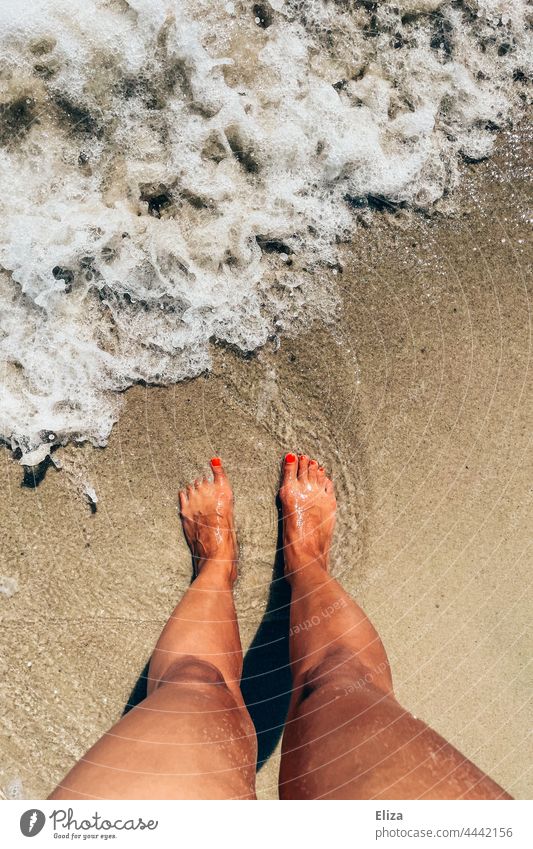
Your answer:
(0, 0), (529, 464)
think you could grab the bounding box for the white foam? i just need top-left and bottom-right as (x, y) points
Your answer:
(0, 575), (19, 598)
(0, 0), (529, 463)
(3, 776), (24, 799)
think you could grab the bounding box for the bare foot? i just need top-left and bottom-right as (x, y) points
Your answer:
(178, 458), (238, 584)
(279, 453), (336, 578)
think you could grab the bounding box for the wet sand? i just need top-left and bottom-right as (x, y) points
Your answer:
(0, 132), (531, 800)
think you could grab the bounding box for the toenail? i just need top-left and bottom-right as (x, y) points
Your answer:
(211, 457), (221, 466)
(309, 460), (317, 466)
(285, 453), (297, 463)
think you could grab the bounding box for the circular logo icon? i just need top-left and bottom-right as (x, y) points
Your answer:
(20, 809), (46, 837)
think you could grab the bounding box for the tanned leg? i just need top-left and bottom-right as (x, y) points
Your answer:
(49, 459), (256, 800)
(278, 453), (511, 800)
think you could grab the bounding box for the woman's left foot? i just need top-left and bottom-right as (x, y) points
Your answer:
(179, 459), (238, 584)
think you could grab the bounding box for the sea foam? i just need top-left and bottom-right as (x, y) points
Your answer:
(0, 0), (529, 464)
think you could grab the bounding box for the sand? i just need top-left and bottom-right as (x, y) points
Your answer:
(0, 129), (531, 801)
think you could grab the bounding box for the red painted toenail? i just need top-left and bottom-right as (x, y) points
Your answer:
(211, 457), (221, 466)
(309, 460), (317, 466)
(285, 453), (297, 463)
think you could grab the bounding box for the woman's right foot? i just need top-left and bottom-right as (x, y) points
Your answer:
(279, 453), (336, 578)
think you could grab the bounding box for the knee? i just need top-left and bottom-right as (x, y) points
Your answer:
(295, 648), (391, 707)
(154, 656), (229, 691)
(151, 656), (257, 758)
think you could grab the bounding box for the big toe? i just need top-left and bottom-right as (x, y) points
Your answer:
(210, 457), (226, 482)
(282, 452), (298, 483)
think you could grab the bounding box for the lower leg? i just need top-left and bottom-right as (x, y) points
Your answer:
(146, 564), (243, 700)
(278, 453), (511, 800)
(286, 559), (393, 698)
(49, 459), (256, 800)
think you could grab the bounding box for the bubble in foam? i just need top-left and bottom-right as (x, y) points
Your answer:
(0, 0), (529, 464)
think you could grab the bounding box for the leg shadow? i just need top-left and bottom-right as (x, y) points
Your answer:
(241, 499), (292, 770)
(123, 660), (149, 715)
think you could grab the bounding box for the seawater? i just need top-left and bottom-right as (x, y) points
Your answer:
(0, 0), (529, 464)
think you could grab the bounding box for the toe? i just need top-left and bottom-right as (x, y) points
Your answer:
(210, 457), (226, 482)
(194, 478), (202, 488)
(317, 465), (326, 484)
(325, 478), (335, 496)
(186, 484), (194, 498)
(298, 453), (309, 480)
(282, 452), (297, 482)
(308, 459), (318, 482)
(178, 490), (188, 511)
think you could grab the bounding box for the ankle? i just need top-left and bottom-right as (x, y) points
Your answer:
(193, 557), (236, 589)
(285, 557), (330, 591)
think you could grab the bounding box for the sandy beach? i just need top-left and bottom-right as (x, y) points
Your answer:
(0, 130), (531, 800)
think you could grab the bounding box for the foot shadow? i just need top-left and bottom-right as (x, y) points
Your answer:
(122, 499), (292, 771)
(241, 498), (292, 770)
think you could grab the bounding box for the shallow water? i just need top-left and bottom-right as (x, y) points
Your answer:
(0, 0), (530, 464)
(0, 127), (531, 798)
